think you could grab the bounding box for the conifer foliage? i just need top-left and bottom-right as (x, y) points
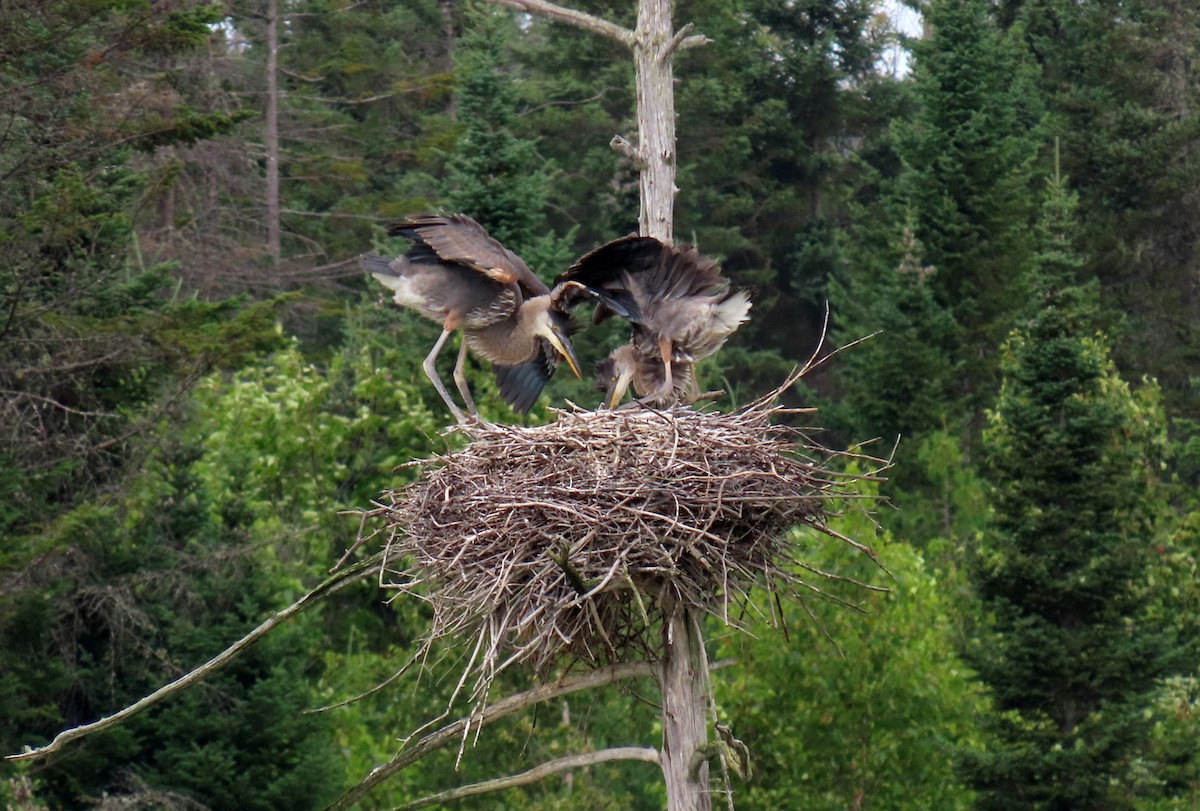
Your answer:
(965, 172), (1175, 809)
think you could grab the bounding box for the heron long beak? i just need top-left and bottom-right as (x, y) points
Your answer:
(605, 381), (624, 410)
(546, 328), (582, 379)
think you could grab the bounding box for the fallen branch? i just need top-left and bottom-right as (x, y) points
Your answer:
(389, 747), (661, 811)
(7, 552), (384, 762)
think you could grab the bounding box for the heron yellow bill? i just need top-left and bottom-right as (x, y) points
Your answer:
(547, 328), (582, 379)
(606, 385), (624, 410)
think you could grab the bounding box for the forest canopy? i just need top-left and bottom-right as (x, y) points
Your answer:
(2, 0), (1198, 809)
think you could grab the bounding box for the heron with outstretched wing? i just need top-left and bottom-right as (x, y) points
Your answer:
(364, 214), (581, 422)
(553, 235), (750, 409)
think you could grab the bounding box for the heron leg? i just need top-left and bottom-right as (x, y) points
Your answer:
(423, 328), (467, 423)
(452, 337), (478, 417)
(633, 335), (676, 406)
(660, 335), (677, 396)
(683, 370), (701, 405)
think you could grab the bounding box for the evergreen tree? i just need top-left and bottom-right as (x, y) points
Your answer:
(675, 0), (901, 380)
(827, 0), (1041, 558)
(829, 215), (960, 441)
(433, 7), (595, 411)
(964, 170), (1176, 809)
(889, 0), (1042, 424)
(1006, 0), (1200, 418)
(445, 7), (569, 272)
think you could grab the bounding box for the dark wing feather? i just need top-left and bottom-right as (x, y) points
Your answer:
(492, 344), (556, 414)
(555, 234), (663, 289)
(553, 234), (663, 321)
(389, 213), (549, 295)
(593, 291), (641, 323)
(360, 253), (397, 277)
(643, 245), (727, 302)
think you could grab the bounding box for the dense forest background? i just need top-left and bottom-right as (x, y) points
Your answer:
(2, 0), (1198, 809)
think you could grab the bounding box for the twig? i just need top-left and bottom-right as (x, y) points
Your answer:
(661, 24), (711, 61)
(610, 134), (645, 167)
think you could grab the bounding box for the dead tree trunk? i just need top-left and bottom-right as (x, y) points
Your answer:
(264, 0), (281, 263)
(632, 0), (675, 242)
(661, 603), (712, 811)
(488, 0), (705, 244)
(481, 2), (712, 807)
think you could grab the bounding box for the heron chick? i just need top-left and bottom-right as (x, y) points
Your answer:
(595, 344), (695, 408)
(555, 235), (750, 409)
(365, 214), (581, 422)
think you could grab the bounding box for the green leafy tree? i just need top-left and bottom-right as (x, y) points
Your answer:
(964, 171), (1178, 809)
(718, 477), (987, 810)
(0, 438), (341, 810)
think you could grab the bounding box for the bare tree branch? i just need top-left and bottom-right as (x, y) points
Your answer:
(609, 134), (645, 167)
(486, 0), (634, 47)
(326, 661), (656, 811)
(661, 24), (711, 61)
(389, 747), (661, 810)
(7, 553), (384, 763)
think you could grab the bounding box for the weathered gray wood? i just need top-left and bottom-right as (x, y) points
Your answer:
(660, 604), (712, 811)
(632, 0), (676, 242)
(487, 0), (635, 46)
(481, 1), (715, 807)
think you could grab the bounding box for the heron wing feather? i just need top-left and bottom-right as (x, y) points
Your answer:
(492, 344), (556, 414)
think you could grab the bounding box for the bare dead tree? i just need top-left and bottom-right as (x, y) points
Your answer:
(264, 0), (282, 262)
(477, 1), (714, 807)
(487, 0), (707, 242)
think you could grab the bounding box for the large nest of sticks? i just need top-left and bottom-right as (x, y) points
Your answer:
(373, 385), (886, 703)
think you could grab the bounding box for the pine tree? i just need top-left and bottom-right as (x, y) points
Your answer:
(1007, 0), (1200, 419)
(964, 168), (1175, 810)
(829, 214), (960, 442)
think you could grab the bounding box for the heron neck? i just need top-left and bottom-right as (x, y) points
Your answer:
(465, 301), (543, 366)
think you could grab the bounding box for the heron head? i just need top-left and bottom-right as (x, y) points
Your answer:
(599, 345), (637, 409)
(532, 300), (582, 379)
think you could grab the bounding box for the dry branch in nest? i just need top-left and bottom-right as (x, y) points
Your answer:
(371, 381), (888, 709)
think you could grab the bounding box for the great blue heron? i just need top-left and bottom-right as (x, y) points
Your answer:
(364, 214), (581, 422)
(553, 235), (750, 408)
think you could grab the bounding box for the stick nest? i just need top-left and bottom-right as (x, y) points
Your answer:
(373, 389), (886, 704)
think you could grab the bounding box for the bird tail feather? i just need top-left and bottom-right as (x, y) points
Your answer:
(710, 289), (752, 335)
(360, 254), (398, 278)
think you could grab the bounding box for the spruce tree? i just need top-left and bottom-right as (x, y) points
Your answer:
(1007, 0), (1200, 418)
(890, 0), (1042, 422)
(964, 168), (1174, 810)
(444, 7), (567, 271)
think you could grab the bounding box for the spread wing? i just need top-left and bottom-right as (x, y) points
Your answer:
(553, 234), (665, 322)
(389, 213), (549, 296)
(492, 343), (557, 414)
